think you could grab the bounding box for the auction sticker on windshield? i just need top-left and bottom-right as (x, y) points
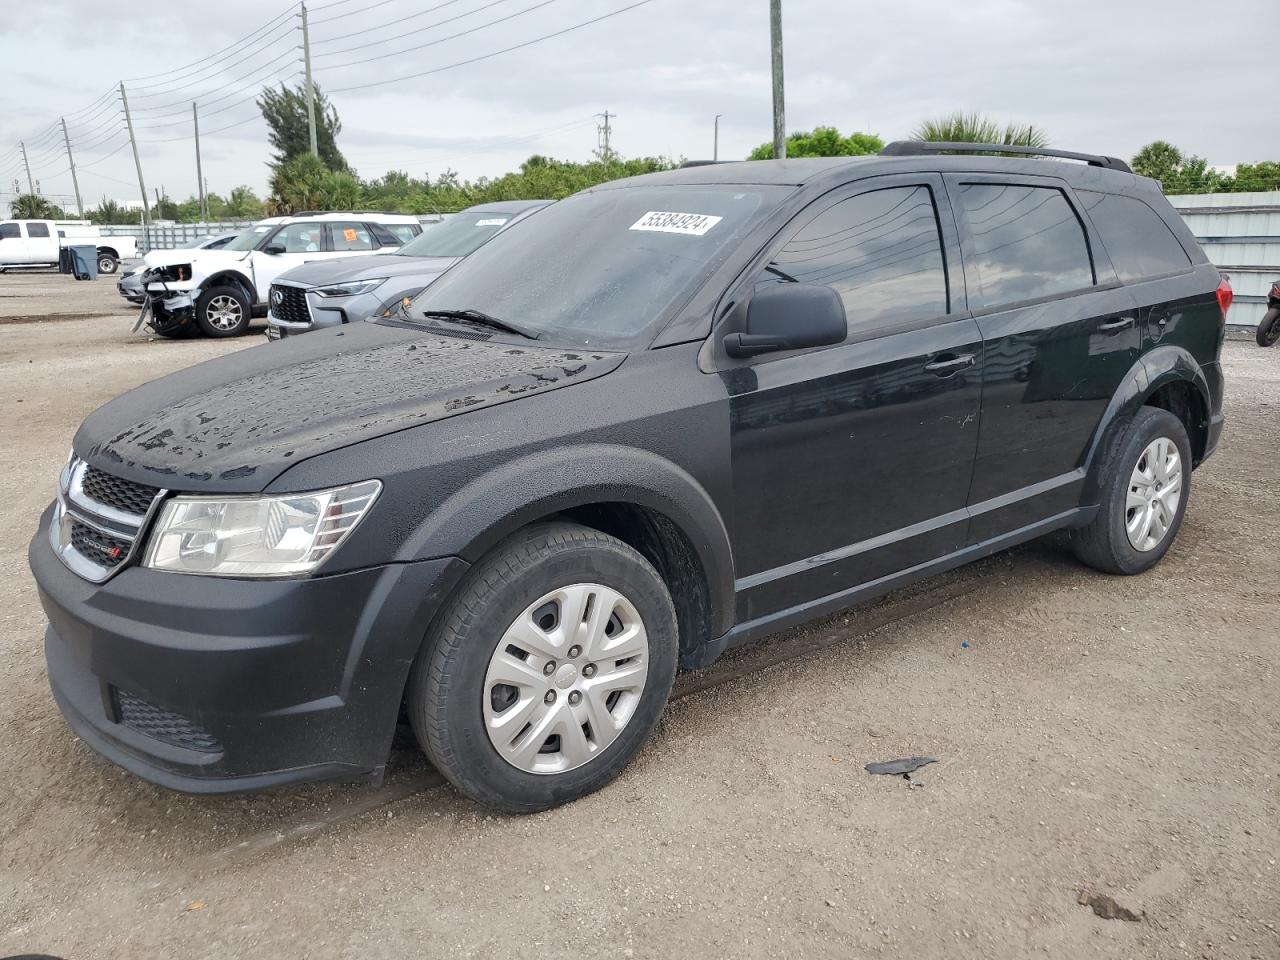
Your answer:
(629, 211), (723, 236)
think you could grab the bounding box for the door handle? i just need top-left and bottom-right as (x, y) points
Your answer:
(1099, 316), (1135, 333)
(924, 353), (976, 375)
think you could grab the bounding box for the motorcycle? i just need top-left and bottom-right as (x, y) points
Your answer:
(1256, 279), (1280, 347)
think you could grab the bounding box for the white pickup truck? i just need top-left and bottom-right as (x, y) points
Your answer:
(0, 219), (137, 274)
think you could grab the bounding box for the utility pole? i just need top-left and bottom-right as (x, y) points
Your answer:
(770, 0), (785, 159)
(301, 2), (318, 157)
(119, 82), (151, 225)
(596, 110), (615, 160)
(19, 141), (35, 195)
(193, 102), (207, 221)
(60, 117), (84, 218)
(714, 114), (722, 161)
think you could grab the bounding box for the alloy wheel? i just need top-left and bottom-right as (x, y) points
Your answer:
(1125, 437), (1182, 552)
(206, 295), (243, 331)
(483, 583), (649, 775)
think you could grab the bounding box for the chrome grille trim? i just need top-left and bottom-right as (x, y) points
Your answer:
(50, 458), (167, 583)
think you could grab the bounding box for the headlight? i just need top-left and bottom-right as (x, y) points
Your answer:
(313, 278), (387, 298)
(142, 480), (380, 577)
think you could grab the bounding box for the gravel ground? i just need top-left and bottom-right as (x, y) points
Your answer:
(0, 271), (1277, 959)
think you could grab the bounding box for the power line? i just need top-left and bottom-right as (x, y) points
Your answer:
(312, 0), (469, 44)
(124, 3), (297, 84)
(319, 0), (561, 68)
(129, 19), (298, 101)
(311, 0), (397, 24)
(132, 63), (300, 130)
(315, 0), (517, 57)
(326, 0), (653, 91)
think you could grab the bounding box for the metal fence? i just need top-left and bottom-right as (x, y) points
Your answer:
(99, 222), (255, 255)
(1174, 192), (1279, 329)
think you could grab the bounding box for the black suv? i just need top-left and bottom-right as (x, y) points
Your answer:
(29, 143), (1227, 812)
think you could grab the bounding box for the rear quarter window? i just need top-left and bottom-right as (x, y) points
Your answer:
(955, 183), (1094, 307)
(1078, 191), (1192, 283)
(26, 222), (50, 238)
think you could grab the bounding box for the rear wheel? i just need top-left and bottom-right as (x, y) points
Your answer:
(408, 522), (679, 812)
(1256, 307), (1280, 347)
(195, 285), (251, 337)
(1071, 406), (1192, 575)
(97, 253), (119, 274)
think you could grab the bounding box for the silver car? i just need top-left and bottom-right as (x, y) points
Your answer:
(116, 233), (239, 303)
(265, 201), (550, 339)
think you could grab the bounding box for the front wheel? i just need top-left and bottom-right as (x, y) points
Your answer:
(97, 253), (119, 275)
(195, 285), (251, 337)
(1071, 406), (1192, 575)
(408, 522), (679, 812)
(1256, 307), (1280, 347)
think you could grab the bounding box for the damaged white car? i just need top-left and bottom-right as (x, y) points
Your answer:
(135, 212), (423, 338)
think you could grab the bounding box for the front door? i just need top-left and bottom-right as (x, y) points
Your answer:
(943, 175), (1139, 540)
(724, 176), (983, 625)
(0, 222), (27, 264)
(248, 221), (329, 302)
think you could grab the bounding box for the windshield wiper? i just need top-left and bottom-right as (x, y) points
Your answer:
(418, 308), (540, 340)
(762, 264), (799, 283)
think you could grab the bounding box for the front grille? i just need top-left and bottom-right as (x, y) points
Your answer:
(115, 689), (222, 753)
(52, 459), (164, 583)
(81, 466), (159, 516)
(69, 520), (131, 570)
(270, 284), (312, 324)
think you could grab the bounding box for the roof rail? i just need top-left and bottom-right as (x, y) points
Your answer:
(879, 141), (1132, 173)
(291, 210), (416, 217)
(679, 160), (734, 168)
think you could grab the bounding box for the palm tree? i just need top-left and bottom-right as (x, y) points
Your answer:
(912, 112), (1050, 150)
(9, 193), (62, 219)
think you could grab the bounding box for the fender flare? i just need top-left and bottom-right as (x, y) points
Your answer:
(399, 442), (737, 640)
(1080, 345), (1212, 500)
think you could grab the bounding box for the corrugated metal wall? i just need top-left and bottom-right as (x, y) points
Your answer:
(1174, 192), (1279, 328)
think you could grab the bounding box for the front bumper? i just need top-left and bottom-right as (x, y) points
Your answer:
(30, 504), (467, 793)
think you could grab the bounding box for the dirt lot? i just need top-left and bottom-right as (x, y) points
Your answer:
(0, 271), (1276, 959)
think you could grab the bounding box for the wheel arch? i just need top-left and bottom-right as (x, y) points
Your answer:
(96, 245), (120, 260)
(200, 270), (256, 303)
(399, 443), (736, 661)
(1081, 346), (1213, 501)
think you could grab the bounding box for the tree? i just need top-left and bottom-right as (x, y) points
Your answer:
(912, 112), (1049, 149)
(224, 186), (265, 219)
(1130, 141), (1233, 194)
(1230, 160), (1280, 193)
(748, 127), (883, 160)
(266, 153), (360, 215)
(257, 82), (347, 172)
(10, 193), (64, 218)
(87, 197), (128, 224)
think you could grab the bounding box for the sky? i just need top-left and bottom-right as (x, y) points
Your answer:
(1, 0), (1275, 214)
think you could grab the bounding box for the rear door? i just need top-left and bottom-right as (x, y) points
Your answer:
(725, 174), (983, 623)
(944, 174), (1137, 541)
(24, 221), (58, 263)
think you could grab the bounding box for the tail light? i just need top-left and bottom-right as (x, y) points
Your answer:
(1216, 274), (1233, 321)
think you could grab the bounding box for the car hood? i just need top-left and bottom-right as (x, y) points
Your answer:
(277, 254), (462, 287)
(143, 247), (249, 270)
(75, 321), (623, 493)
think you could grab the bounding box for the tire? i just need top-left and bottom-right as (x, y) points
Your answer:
(1256, 307), (1280, 347)
(97, 253), (119, 275)
(195, 285), (251, 337)
(408, 521), (679, 813)
(1071, 406), (1192, 575)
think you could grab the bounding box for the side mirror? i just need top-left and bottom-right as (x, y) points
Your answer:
(723, 283), (847, 358)
(263, 243), (286, 256)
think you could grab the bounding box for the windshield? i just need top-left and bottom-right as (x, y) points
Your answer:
(397, 209), (529, 259)
(406, 185), (788, 348)
(222, 223), (275, 252)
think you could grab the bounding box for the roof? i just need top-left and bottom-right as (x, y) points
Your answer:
(591, 152), (1145, 195)
(458, 200), (553, 213)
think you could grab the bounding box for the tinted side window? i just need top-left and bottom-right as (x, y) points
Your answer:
(329, 222), (373, 252)
(27, 222), (50, 238)
(956, 184), (1093, 306)
(1078, 191), (1191, 282)
(0, 223), (19, 239)
(763, 185), (948, 335)
(368, 223), (402, 247)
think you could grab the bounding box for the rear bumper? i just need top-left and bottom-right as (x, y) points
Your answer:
(30, 505), (467, 793)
